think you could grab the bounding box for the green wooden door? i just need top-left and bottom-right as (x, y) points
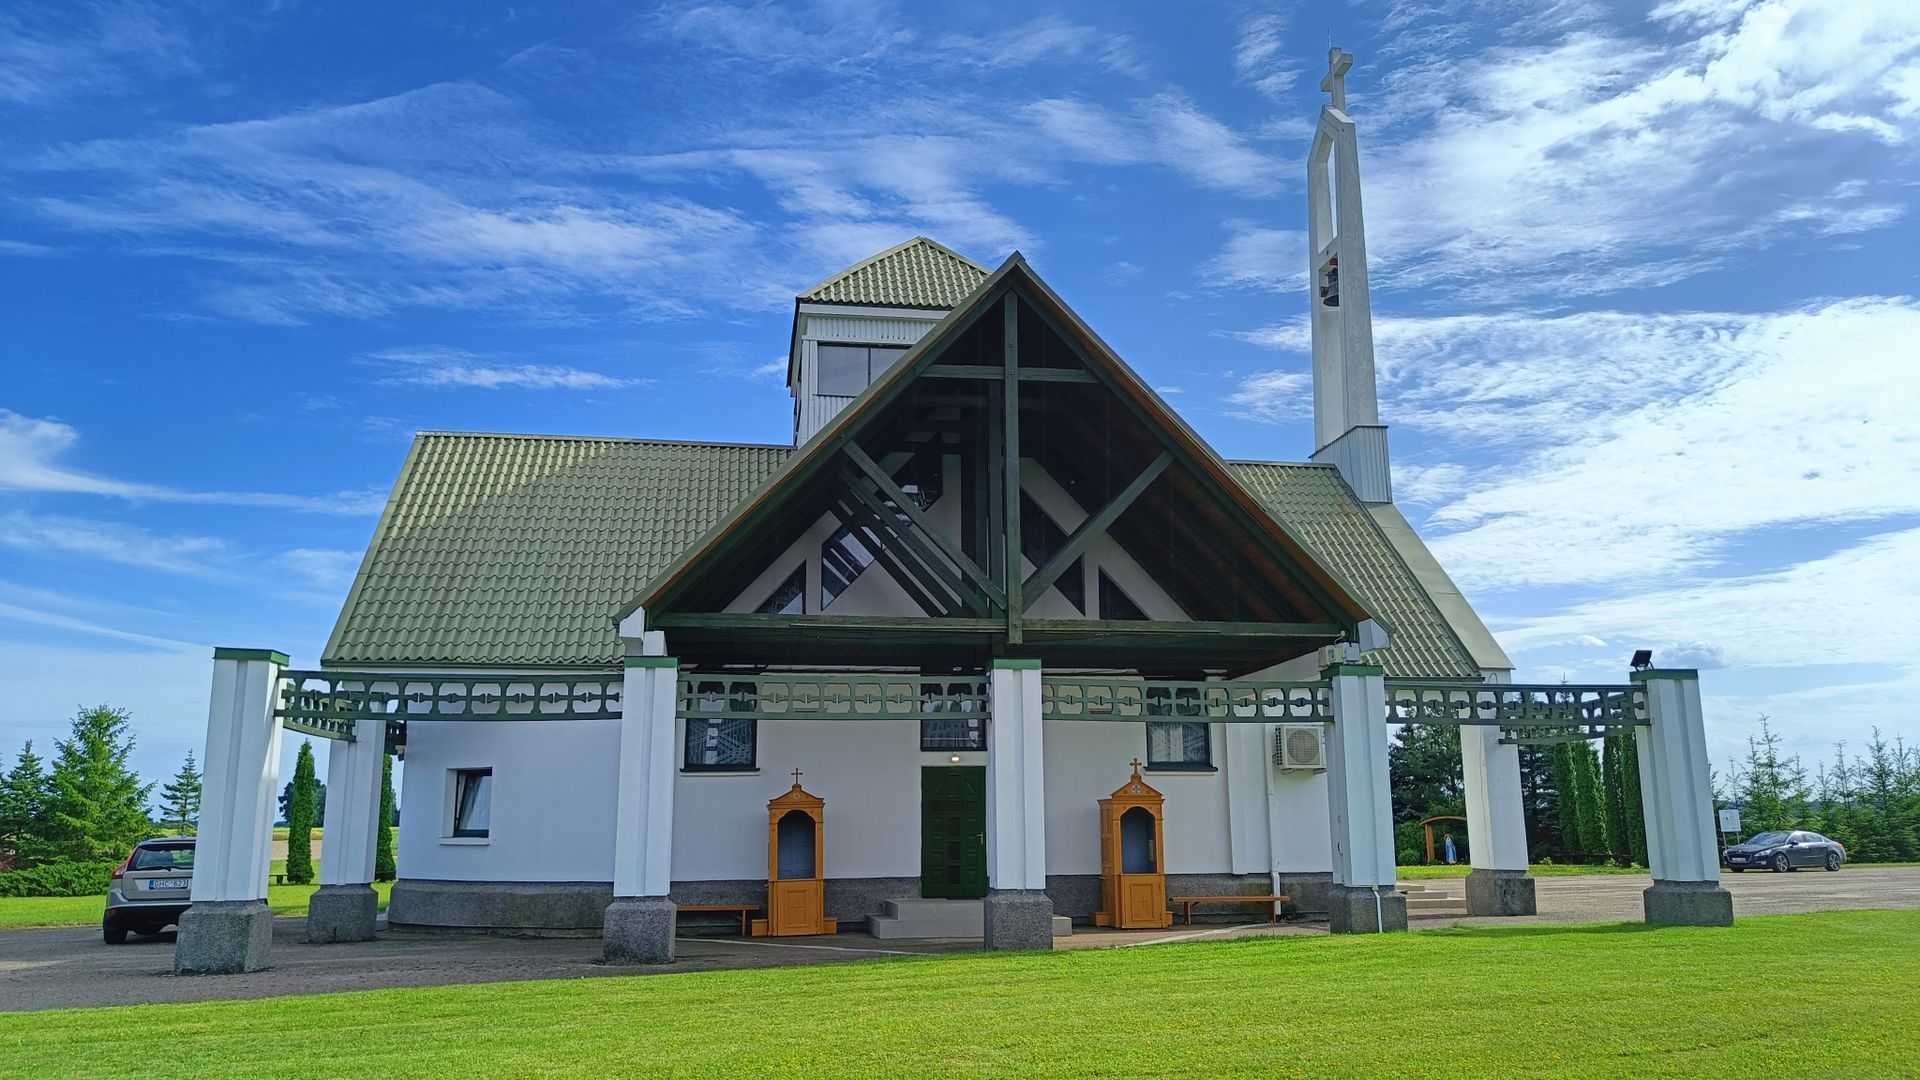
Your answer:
(921, 766), (988, 898)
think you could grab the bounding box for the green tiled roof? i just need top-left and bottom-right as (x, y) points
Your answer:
(324, 436), (1481, 678)
(1229, 462), (1481, 680)
(797, 236), (990, 308)
(322, 433), (788, 668)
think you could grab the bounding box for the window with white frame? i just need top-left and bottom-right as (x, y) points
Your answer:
(684, 680), (757, 771)
(451, 768), (492, 837)
(1145, 685), (1211, 770)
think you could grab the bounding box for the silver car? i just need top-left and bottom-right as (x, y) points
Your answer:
(103, 838), (195, 943)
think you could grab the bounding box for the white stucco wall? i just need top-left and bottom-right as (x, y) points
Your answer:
(398, 718), (620, 883)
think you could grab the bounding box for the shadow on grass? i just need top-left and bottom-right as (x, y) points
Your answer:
(1417, 921), (1668, 941)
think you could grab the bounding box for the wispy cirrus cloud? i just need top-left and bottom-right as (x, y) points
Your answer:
(0, 0), (197, 105)
(367, 347), (645, 391)
(0, 409), (383, 514)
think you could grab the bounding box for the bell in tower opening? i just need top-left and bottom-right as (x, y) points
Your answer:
(1318, 256), (1340, 307)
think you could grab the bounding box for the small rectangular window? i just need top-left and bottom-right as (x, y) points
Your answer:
(684, 681), (758, 771)
(452, 768), (492, 837)
(920, 681), (986, 750)
(1146, 722), (1211, 770)
(817, 344), (870, 396)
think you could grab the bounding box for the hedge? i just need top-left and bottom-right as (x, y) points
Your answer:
(0, 859), (118, 897)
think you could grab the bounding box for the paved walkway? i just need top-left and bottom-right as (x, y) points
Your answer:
(4, 866), (1914, 1013)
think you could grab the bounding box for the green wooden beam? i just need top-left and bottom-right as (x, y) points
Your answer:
(653, 612), (1001, 635)
(836, 465), (989, 617)
(1021, 450), (1171, 612)
(1002, 295), (1023, 644)
(1024, 618), (1345, 638)
(923, 364), (1098, 384)
(843, 442), (1006, 611)
(827, 496), (951, 618)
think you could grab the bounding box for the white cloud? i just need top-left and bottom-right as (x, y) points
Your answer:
(0, 1), (196, 104)
(1224, 368), (1312, 423)
(281, 548), (361, 591)
(1234, 14), (1299, 99)
(368, 348), (642, 391)
(0, 409), (383, 514)
(1200, 222), (1305, 293)
(934, 17), (1144, 77)
(0, 511), (228, 576)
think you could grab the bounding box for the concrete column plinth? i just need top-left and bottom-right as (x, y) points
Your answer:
(602, 897), (677, 963)
(1466, 868), (1537, 916)
(1326, 884), (1407, 933)
(175, 900), (275, 974)
(1644, 880), (1733, 927)
(305, 883), (378, 943)
(983, 889), (1054, 950)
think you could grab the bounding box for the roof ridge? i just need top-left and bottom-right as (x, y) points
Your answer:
(797, 236), (993, 306)
(415, 430), (794, 451)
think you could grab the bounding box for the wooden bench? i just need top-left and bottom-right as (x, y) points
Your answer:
(677, 903), (760, 935)
(1169, 894), (1290, 926)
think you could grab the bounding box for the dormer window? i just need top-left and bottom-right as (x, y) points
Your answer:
(818, 343), (909, 397)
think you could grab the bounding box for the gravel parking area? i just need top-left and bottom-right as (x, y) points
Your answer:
(4, 865), (1915, 1012)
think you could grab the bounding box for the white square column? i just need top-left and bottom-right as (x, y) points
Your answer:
(308, 715), (387, 942)
(175, 648), (286, 974)
(1634, 669), (1732, 926)
(604, 653), (679, 962)
(1323, 663), (1405, 932)
(1460, 670), (1536, 915)
(984, 659), (1052, 950)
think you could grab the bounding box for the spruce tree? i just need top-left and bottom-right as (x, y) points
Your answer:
(1549, 742), (1579, 857)
(1859, 729), (1917, 861)
(46, 706), (153, 863)
(375, 754), (397, 882)
(286, 741), (318, 884)
(158, 750), (202, 836)
(0, 742), (53, 868)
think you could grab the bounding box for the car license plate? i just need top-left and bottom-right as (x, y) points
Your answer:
(149, 878), (189, 890)
(1729, 857), (1746, 864)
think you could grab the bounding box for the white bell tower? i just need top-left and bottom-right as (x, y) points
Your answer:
(1307, 48), (1391, 504)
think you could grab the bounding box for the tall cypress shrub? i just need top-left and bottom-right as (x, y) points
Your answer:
(1550, 742), (1579, 857)
(1621, 729), (1648, 866)
(1570, 741), (1608, 859)
(1601, 735), (1631, 864)
(285, 741), (318, 884)
(375, 755), (397, 882)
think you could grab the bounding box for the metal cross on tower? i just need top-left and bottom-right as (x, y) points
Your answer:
(1320, 47), (1353, 111)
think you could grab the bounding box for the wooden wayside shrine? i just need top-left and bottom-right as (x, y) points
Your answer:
(751, 770), (839, 937)
(1093, 760), (1173, 929)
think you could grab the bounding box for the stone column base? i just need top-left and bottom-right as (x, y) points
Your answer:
(175, 899), (274, 974)
(603, 896), (676, 963)
(306, 883), (379, 943)
(1466, 868), (1537, 916)
(1644, 880), (1733, 927)
(983, 889), (1054, 950)
(1326, 885), (1408, 933)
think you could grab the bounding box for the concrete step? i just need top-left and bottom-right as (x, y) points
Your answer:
(1405, 896), (1465, 912)
(866, 899), (1073, 939)
(869, 898), (983, 939)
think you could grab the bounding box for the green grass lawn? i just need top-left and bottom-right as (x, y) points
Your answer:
(2, 909), (1915, 1077)
(1397, 862), (1650, 879)
(0, 882), (393, 930)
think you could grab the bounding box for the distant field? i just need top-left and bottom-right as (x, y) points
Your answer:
(3, 910), (1914, 1077)
(0, 883), (393, 930)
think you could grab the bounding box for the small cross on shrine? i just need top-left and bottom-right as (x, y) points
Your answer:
(1129, 757), (1144, 775)
(1320, 46), (1354, 112)
(790, 767), (804, 785)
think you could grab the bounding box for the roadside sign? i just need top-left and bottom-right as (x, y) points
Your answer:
(1718, 807), (1742, 833)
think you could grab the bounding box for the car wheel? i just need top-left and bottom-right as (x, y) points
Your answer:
(1826, 851), (1841, 871)
(103, 922), (128, 945)
(1727, 867), (1744, 873)
(1772, 853), (1791, 872)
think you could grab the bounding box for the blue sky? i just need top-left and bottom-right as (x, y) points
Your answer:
(2, 0), (1917, 794)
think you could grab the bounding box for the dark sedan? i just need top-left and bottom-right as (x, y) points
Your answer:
(1723, 830), (1845, 873)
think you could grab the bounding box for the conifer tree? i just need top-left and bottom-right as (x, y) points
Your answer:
(1858, 729), (1917, 862)
(0, 742), (53, 868)
(1620, 729), (1648, 866)
(1601, 734), (1632, 863)
(375, 754), (397, 882)
(1570, 740), (1609, 859)
(158, 750), (202, 836)
(1549, 742), (1579, 857)
(285, 741), (318, 884)
(46, 706), (153, 863)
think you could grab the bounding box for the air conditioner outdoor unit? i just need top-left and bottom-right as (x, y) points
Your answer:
(1274, 723), (1327, 770)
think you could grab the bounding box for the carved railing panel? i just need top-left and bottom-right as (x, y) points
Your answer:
(1040, 678), (1334, 722)
(1384, 682), (1646, 745)
(675, 674), (988, 721)
(276, 670), (624, 737)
